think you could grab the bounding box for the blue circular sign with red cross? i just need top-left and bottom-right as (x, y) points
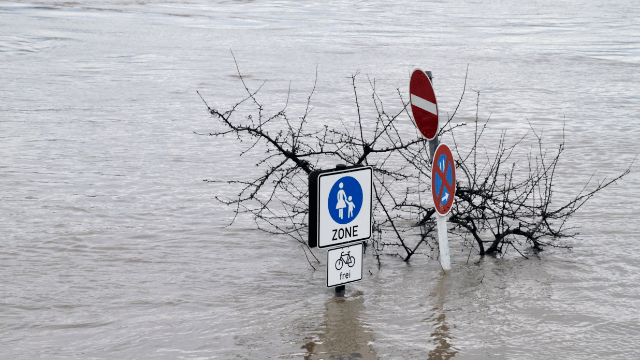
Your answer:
(431, 143), (456, 215)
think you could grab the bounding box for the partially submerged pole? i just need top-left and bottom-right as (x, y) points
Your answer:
(427, 71), (452, 271)
(431, 142), (455, 272)
(410, 69), (453, 271)
(335, 164), (347, 297)
(436, 214), (451, 271)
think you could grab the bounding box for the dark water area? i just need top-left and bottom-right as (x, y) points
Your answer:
(1, 0), (639, 358)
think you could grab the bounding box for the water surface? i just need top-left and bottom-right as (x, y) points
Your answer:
(1, 0), (639, 358)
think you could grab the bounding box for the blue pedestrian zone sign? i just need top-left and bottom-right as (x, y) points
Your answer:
(328, 176), (363, 225)
(316, 166), (372, 248)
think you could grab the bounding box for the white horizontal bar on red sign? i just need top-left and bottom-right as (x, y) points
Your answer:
(410, 94), (437, 115)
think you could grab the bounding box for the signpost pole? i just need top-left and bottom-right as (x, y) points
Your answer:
(410, 69), (455, 271)
(436, 214), (451, 271)
(425, 71), (449, 270)
(431, 144), (456, 271)
(334, 164), (347, 296)
(429, 136), (439, 163)
(425, 71), (439, 162)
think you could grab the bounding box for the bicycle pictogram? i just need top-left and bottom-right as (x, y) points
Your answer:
(335, 251), (356, 270)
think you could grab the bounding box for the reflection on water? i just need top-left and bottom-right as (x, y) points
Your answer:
(427, 274), (457, 359)
(303, 273), (458, 359)
(303, 291), (377, 360)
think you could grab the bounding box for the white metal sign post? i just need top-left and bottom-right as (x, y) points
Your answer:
(436, 215), (450, 270)
(327, 242), (363, 287)
(409, 69), (456, 271)
(431, 144), (456, 271)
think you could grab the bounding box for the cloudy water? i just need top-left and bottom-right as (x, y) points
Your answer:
(1, 0), (639, 358)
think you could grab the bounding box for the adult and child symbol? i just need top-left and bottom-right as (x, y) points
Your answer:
(328, 175), (363, 225)
(335, 182), (356, 220)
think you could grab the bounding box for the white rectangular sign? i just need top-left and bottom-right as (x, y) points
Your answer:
(317, 167), (372, 248)
(327, 242), (363, 287)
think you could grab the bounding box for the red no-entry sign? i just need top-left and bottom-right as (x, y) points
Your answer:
(431, 143), (456, 215)
(409, 69), (438, 140)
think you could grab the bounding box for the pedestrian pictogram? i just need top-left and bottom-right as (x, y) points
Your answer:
(431, 143), (456, 215)
(328, 176), (363, 224)
(410, 69), (438, 140)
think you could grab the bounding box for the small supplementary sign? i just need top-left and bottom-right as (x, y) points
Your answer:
(327, 242), (363, 287)
(431, 143), (456, 215)
(409, 69), (438, 140)
(311, 166), (372, 248)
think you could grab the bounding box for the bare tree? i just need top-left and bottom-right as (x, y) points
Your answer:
(197, 60), (633, 266)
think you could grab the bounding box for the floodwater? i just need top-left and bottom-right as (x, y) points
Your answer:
(1, 0), (639, 358)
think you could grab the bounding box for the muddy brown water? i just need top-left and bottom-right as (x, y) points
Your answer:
(1, 1), (639, 358)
